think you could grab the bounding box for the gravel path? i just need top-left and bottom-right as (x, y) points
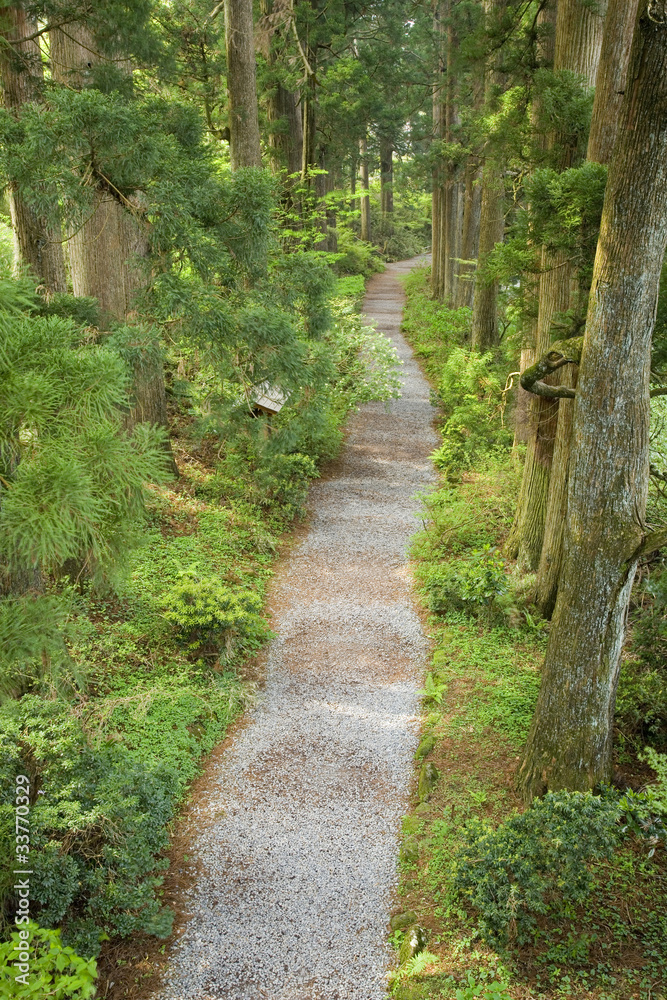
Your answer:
(159, 256), (438, 1000)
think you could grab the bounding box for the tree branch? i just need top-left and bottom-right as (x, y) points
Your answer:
(634, 527), (667, 559)
(519, 336), (583, 399)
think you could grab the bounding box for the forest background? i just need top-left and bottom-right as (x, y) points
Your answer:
(0, 1), (666, 999)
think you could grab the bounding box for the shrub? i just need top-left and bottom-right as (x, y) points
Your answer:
(424, 546), (507, 616)
(0, 698), (177, 955)
(253, 452), (319, 521)
(431, 348), (512, 476)
(618, 748), (667, 856)
(162, 576), (266, 659)
(0, 677), (244, 955)
(0, 923), (97, 998)
(632, 563), (667, 671)
(615, 657), (667, 745)
(0, 593), (81, 701)
(331, 226), (383, 277)
(451, 790), (624, 947)
(618, 564), (667, 745)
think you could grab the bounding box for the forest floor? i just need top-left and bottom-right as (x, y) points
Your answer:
(139, 257), (440, 999)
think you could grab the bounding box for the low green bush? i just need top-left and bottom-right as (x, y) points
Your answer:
(424, 546), (507, 616)
(162, 576), (266, 659)
(451, 790), (624, 947)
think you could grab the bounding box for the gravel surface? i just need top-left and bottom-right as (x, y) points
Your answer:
(159, 256), (438, 1000)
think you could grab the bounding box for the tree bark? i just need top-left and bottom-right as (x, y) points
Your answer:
(470, 162), (504, 350)
(535, 363), (577, 615)
(224, 0), (262, 169)
(470, 0), (505, 349)
(511, 0), (605, 566)
(513, 339), (537, 448)
(535, 0), (638, 604)
(510, 1), (555, 445)
(380, 139), (393, 216)
(260, 0), (301, 177)
(455, 158), (481, 308)
(518, 0), (667, 800)
(431, 0), (446, 300)
(587, 0), (640, 164)
(265, 79), (301, 175)
(456, 68), (484, 310)
(554, 0), (608, 85)
(0, 6), (66, 292)
(359, 135), (371, 242)
(443, 11), (459, 303)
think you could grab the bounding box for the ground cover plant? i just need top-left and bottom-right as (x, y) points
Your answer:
(390, 267), (667, 1000)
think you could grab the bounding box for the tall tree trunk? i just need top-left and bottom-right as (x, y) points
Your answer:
(511, 1), (556, 448)
(470, 163), (504, 349)
(456, 162), (480, 308)
(431, 0), (446, 299)
(587, 0), (639, 164)
(380, 139), (393, 216)
(265, 80), (301, 175)
(359, 135), (371, 242)
(325, 166), (337, 252)
(535, 0), (637, 608)
(470, 0), (505, 350)
(443, 11), (459, 303)
(350, 154), (358, 223)
(455, 74), (484, 310)
(510, 0), (605, 567)
(50, 24), (175, 471)
(518, 0), (667, 800)
(534, 363), (577, 614)
(260, 0), (301, 177)
(300, 64), (317, 181)
(0, 6), (66, 292)
(224, 0), (262, 169)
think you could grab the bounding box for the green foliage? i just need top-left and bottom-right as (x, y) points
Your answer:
(453, 971), (511, 1000)
(431, 349), (511, 476)
(632, 564), (667, 671)
(331, 226), (383, 277)
(423, 546), (507, 616)
(0, 592), (80, 700)
(531, 69), (595, 168)
(619, 564), (667, 747)
(617, 748), (667, 857)
(162, 576), (266, 659)
(0, 676), (244, 955)
(452, 791), (624, 948)
(0, 288), (168, 584)
(0, 923), (97, 998)
(641, 747), (667, 815)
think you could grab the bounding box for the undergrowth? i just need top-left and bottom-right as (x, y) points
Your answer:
(0, 275), (400, 980)
(391, 267), (667, 1000)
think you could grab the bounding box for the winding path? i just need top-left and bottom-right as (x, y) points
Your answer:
(160, 256), (438, 1000)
